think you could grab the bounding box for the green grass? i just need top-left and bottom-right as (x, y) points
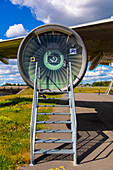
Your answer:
(18, 87), (33, 96)
(74, 86), (113, 93)
(0, 89), (61, 170)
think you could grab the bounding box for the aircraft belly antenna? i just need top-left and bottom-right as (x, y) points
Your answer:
(17, 24), (88, 91)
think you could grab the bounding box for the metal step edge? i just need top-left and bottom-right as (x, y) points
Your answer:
(38, 98), (69, 100)
(36, 121), (71, 124)
(39, 91), (68, 94)
(38, 105), (70, 107)
(34, 149), (74, 154)
(37, 112), (71, 115)
(35, 130), (72, 133)
(35, 139), (73, 143)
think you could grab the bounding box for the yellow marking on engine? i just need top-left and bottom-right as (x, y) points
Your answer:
(31, 57), (35, 62)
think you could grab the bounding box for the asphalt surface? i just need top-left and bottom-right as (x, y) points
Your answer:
(18, 93), (113, 170)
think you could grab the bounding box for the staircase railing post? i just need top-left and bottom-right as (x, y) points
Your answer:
(67, 65), (69, 92)
(38, 66), (41, 91)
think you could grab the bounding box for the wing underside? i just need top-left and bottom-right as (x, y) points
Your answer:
(71, 18), (113, 70)
(0, 37), (24, 64)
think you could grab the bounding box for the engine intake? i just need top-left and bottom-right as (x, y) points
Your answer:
(17, 24), (88, 91)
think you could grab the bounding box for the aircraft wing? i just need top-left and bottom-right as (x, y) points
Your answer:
(0, 37), (24, 64)
(0, 18), (113, 70)
(71, 18), (113, 70)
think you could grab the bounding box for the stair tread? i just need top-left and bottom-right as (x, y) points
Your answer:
(39, 98), (69, 100)
(34, 149), (73, 154)
(35, 129), (72, 133)
(35, 139), (73, 143)
(39, 91), (68, 94)
(38, 105), (70, 107)
(36, 121), (71, 124)
(37, 112), (71, 115)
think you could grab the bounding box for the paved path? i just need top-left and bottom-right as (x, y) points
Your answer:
(18, 93), (113, 170)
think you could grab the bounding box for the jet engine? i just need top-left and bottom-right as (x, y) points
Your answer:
(17, 24), (88, 91)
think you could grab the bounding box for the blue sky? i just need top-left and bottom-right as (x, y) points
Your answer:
(0, 0), (44, 39)
(0, 0), (113, 85)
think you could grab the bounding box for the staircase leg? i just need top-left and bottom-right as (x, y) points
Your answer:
(30, 124), (34, 165)
(73, 132), (77, 166)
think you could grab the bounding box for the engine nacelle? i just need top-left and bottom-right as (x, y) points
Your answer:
(17, 24), (88, 91)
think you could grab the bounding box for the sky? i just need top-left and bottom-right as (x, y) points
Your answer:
(0, 0), (113, 85)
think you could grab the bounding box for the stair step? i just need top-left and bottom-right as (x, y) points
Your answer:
(35, 139), (73, 143)
(38, 98), (69, 100)
(34, 149), (73, 154)
(37, 112), (71, 115)
(36, 121), (71, 124)
(39, 91), (68, 94)
(38, 105), (70, 107)
(35, 129), (72, 133)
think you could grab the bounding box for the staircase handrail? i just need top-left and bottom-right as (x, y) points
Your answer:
(69, 62), (77, 165)
(30, 62), (38, 165)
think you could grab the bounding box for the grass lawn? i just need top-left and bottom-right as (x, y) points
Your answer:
(0, 89), (60, 170)
(74, 86), (113, 93)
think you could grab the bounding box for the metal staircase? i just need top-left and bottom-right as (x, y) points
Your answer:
(105, 79), (113, 95)
(30, 62), (77, 166)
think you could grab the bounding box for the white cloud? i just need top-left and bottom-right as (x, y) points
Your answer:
(0, 39), (3, 42)
(83, 66), (113, 84)
(5, 24), (28, 38)
(96, 66), (109, 71)
(0, 59), (24, 84)
(10, 0), (113, 26)
(85, 70), (104, 77)
(0, 60), (18, 75)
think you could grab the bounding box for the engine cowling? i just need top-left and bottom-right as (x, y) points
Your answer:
(17, 24), (88, 91)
